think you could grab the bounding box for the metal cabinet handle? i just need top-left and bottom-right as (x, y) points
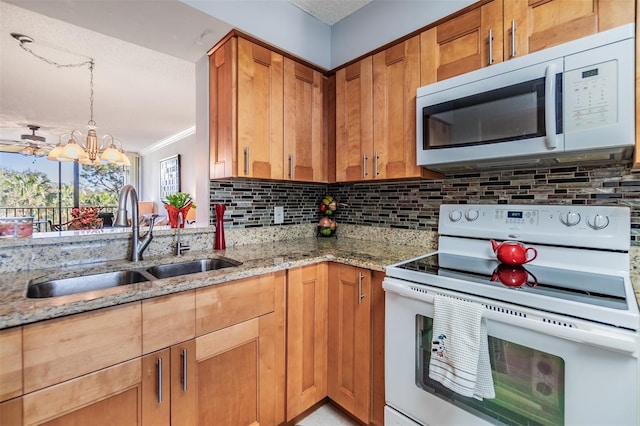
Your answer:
(363, 153), (368, 178)
(374, 152), (379, 177)
(244, 147), (249, 175)
(488, 29), (493, 65)
(511, 20), (516, 58)
(181, 348), (188, 392)
(288, 154), (293, 179)
(544, 63), (557, 149)
(358, 272), (365, 304)
(157, 357), (163, 403)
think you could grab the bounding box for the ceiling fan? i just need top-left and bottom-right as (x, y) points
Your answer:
(0, 125), (54, 157)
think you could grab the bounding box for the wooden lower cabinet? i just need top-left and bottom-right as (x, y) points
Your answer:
(0, 327), (22, 403)
(286, 263), (328, 420)
(195, 313), (284, 425)
(370, 271), (386, 426)
(327, 264), (372, 424)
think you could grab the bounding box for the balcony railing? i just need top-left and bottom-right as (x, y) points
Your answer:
(0, 206), (117, 232)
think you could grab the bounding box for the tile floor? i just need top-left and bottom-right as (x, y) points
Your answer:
(296, 403), (360, 426)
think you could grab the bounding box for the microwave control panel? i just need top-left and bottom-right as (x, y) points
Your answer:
(564, 59), (617, 132)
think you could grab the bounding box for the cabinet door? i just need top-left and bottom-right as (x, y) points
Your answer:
(503, 0), (634, 58)
(210, 37), (237, 179)
(238, 38), (284, 179)
(370, 271), (386, 426)
(420, 0), (503, 84)
(335, 57), (373, 182)
(195, 313), (284, 425)
(142, 349), (171, 426)
(327, 264), (371, 424)
(286, 263), (328, 420)
(373, 37), (438, 180)
(0, 327), (22, 402)
(170, 340), (197, 426)
(22, 359), (142, 426)
(284, 59), (325, 182)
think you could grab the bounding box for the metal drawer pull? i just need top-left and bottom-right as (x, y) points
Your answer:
(181, 348), (188, 392)
(363, 153), (368, 177)
(288, 154), (293, 179)
(244, 146), (249, 175)
(374, 152), (379, 176)
(358, 272), (365, 304)
(157, 357), (163, 403)
(488, 29), (493, 65)
(511, 20), (516, 58)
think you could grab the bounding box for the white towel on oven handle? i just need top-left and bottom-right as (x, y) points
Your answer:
(428, 294), (495, 400)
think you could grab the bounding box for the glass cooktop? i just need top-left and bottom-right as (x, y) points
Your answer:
(392, 253), (629, 311)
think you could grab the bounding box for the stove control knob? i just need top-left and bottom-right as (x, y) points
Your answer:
(559, 212), (581, 227)
(586, 214), (610, 230)
(448, 210), (463, 222)
(465, 209), (479, 221)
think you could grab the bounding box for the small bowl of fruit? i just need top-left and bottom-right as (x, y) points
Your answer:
(318, 195), (338, 237)
(317, 216), (337, 237)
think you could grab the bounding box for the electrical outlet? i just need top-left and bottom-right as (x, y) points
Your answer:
(274, 206), (284, 224)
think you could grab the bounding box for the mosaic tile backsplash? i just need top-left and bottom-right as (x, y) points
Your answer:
(210, 162), (640, 244)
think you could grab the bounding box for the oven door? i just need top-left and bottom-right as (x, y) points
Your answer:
(384, 277), (639, 426)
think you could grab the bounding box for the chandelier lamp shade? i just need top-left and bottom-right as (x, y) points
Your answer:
(11, 32), (130, 166)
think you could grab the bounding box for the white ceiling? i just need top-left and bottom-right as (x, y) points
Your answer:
(0, 0), (370, 157)
(288, 0), (371, 25)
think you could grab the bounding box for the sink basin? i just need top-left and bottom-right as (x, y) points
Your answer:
(146, 258), (241, 279)
(27, 270), (153, 298)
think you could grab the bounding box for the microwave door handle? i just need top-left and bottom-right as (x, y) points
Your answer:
(544, 64), (557, 149)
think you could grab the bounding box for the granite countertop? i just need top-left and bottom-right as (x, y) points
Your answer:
(0, 237), (428, 329)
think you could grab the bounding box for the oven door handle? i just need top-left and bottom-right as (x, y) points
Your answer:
(383, 280), (639, 357)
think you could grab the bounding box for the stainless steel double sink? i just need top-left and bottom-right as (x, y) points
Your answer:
(26, 257), (242, 299)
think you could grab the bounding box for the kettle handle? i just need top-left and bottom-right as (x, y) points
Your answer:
(525, 247), (538, 263)
(525, 270), (538, 288)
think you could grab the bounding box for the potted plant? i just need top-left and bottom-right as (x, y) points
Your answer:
(163, 192), (194, 228)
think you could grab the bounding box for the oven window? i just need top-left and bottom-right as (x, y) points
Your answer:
(416, 315), (565, 426)
(422, 76), (563, 150)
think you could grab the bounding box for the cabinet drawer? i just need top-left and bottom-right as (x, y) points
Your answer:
(195, 273), (277, 336)
(0, 327), (22, 401)
(23, 303), (142, 393)
(22, 358), (141, 426)
(142, 290), (195, 354)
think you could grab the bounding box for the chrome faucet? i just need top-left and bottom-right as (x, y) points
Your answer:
(114, 184), (157, 261)
(175, 212), (190, 256)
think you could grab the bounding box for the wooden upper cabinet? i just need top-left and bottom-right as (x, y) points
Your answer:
(335, 57), (373, 182)
(284, 59), (325, 182)
(209, 37), (236, 179)
(210, 36), (326, 181)
(373, 37), (440, 180)
(238, 38), (284, 179)
(421, 0), (503, 84)
(504, 0), (634, 59)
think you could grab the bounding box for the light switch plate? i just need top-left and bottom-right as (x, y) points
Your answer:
(274, 206), (284, 224)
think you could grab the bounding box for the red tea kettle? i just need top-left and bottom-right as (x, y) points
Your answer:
(490, 240), (537, 265)
(491, 264), (538, 288)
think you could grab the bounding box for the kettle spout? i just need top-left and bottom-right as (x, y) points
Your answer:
(490, 239), (499, 252)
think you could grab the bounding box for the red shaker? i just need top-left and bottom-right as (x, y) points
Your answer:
(214, 203), (226, 250)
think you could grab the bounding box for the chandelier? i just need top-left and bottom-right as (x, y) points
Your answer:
(11, 33), (130, 166)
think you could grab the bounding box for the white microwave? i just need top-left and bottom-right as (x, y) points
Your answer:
(416, 24), (635, 172)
